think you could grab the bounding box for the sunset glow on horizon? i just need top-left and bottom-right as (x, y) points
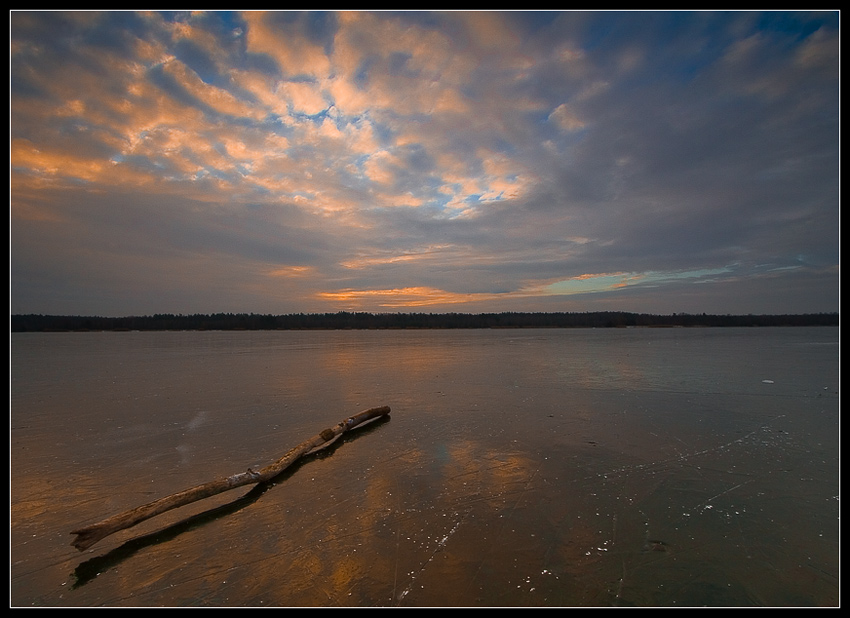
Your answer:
(11, 11), (839, 317)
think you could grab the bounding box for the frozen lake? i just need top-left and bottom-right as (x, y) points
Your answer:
(10, 327), (839, 607)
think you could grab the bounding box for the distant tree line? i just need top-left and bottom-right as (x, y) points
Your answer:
(10, 311), (839, 332)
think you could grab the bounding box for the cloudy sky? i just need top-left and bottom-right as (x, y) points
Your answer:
(10, 11), (840, 317)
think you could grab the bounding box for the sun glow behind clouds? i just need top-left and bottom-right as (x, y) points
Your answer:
(317, 287), (509, 309)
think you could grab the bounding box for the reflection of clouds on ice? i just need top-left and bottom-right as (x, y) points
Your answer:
(187, 410), (208, 431)
(176, 443), (193, 465)
(176, 411), (209, 464)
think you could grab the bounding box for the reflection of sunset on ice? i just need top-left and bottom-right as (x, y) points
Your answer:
(11, 327), (840, 605)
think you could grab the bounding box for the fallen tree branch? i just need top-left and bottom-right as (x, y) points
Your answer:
(70, 405), (391, 551)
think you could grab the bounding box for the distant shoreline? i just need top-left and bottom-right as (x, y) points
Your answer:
(10, 311), (839, 332)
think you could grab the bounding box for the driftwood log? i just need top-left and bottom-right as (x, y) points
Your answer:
(70, 405), (391, 551)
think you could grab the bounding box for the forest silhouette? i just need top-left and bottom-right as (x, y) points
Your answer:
(11, 311), (839, 332)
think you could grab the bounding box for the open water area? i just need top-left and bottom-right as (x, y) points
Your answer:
(10, 327), (839, 607)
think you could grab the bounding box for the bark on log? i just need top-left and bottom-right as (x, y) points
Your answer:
(70, 405), (391, 551)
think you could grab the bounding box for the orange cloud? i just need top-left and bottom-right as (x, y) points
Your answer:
(340, 245), (455, 269)
(266, 265), (315, 278)
(243, 11), (331, 79)
(161, 59), (265, 120)
(572, 271), (628, 281)
(11, 139), (108, 183)
(277, 81), (328, 116)
(329, 11), (473, 117)
(453, 11), (521, 54)
(317, 286), (504, 309)
(231, 70), (292, 118)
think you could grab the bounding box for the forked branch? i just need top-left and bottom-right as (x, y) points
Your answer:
(70, 405), (391, 551)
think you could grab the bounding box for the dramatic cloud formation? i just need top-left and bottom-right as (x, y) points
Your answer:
(10, 11), (839, 316)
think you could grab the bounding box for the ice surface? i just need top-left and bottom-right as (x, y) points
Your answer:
(11, 328), (839, 606)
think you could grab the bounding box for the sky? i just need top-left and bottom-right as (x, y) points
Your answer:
(10, 11), (840, 317)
